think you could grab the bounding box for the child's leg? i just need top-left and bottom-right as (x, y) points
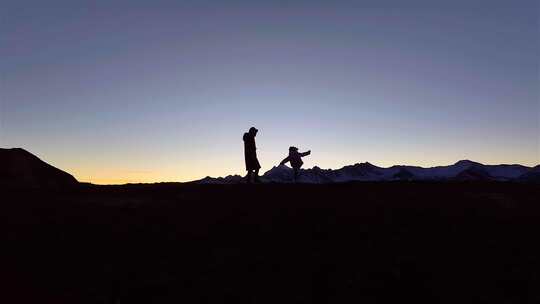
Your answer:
(293, 167), (299, 182)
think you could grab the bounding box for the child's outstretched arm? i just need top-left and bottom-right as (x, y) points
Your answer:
(279, 156), (290, 166)
(300, 150), (311, 157)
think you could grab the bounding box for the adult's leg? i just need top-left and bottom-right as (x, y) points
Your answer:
(253, 168), (260, 183)
(293, 168), (298, 183)
(245, 170), (253, 183)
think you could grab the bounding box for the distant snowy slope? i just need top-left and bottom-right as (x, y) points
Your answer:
(517, 165), (540, 182)
(197, 160), (539, 184)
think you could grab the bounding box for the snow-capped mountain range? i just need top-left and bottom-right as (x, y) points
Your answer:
(198, 160), (540, 184)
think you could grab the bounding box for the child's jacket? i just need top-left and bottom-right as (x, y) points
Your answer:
(280, 150), (310, 169)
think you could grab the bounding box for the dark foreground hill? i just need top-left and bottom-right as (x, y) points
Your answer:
(0, 148), (78, 188)
(1, 182), (539, 303)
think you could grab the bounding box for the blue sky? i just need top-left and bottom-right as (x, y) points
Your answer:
(1, 0), (538, 183)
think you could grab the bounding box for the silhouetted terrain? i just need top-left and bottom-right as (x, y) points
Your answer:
(0, 148), (78, 188)
(200, 160), (540, 184)
(2, 182), (539, 303)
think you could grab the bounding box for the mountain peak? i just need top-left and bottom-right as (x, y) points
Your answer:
(350, 162), (378, 169)
(454, 160), (479, 166)
(2, 147), (32, 155)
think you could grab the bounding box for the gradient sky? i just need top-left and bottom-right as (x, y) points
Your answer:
(1, 0), (539, 184)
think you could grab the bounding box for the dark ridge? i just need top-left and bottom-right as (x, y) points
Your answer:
(0, 148), (78, 188)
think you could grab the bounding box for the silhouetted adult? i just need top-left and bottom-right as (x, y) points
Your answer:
(243, 127), (261, 183)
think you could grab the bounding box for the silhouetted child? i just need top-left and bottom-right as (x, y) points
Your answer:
(280, 146), (311, 182)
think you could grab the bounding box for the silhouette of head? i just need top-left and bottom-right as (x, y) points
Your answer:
(249, 127), (258, 136)
(289, 146), (298, 152)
